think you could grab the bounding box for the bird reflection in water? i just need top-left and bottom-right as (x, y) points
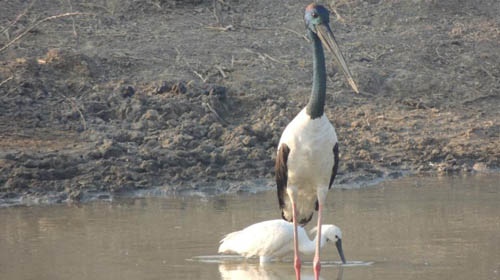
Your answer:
(218, 263), (344, 280)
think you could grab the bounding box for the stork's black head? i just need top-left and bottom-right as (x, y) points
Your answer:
(303, 3), (359, 93)
(304, 4), (330, 31)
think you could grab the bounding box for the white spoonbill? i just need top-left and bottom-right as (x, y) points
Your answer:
(218, 219), (345, 265)
(275, 3), (358, 280)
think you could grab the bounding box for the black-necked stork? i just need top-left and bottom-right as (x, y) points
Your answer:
(275, 3), (358, 279)
(218, 219), (345, 265)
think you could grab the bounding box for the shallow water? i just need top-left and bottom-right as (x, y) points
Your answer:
(1, 174), (500, 280)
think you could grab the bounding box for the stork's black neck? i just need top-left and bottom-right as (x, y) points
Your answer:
(305, 29), (327, 119)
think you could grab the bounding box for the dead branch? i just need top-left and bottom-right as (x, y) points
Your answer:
(279, 27), (310, 42)
(215, 65), (227, 78)
(204, 101), (229, 125)
(0, 76), (14, 88)
(244, 48), (289, 64)
(193, 71), (209, 83)
(263, 53), (288, 64)
(0, 12), (90, 53)
(205, 25), (233, 32)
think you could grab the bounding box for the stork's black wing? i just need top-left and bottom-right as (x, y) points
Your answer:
(329, 142), (339, 189)
(276, 143), (290, 217)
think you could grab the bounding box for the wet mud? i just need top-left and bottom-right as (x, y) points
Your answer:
(1, 0), (499, 204)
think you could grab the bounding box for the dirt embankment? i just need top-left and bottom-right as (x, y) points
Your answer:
(1, 0), (499, 205)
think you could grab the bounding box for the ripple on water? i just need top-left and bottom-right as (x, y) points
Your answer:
(190, 255), (373, 267)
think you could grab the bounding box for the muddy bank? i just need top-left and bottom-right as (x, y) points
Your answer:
(1, 0), (499, 205)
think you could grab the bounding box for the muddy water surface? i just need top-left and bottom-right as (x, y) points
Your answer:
(1, 175), (500, 280)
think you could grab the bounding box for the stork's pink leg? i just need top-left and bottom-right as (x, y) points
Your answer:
(292, 201), (301, 280)
(313, 203), (323, 280)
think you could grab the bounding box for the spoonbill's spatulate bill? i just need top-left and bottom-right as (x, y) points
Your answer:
(218, 219), (345, 264)
(275, 3), (358, 280)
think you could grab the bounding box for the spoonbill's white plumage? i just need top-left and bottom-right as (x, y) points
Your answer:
(218, 219), (345, 265)
(275, 3), (358, 280)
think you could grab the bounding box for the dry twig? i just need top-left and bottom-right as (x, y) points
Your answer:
(279, 27), (310, 42)
(0, 12), (89, 53)
(205, 25), (233, 32)
(204, 101), (229, 125)
(0, 76), (14, 88)
(215, 65), (227, 78)
(244, 48), (289, 64)
(193, 71), (209, 83)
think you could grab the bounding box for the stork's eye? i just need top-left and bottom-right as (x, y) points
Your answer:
(311, 12), (319, 18)
(335, 235), (339, 239)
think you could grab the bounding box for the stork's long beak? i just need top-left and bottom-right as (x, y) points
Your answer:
(316, 24), (359, 93)
(336, 238), (347, 264)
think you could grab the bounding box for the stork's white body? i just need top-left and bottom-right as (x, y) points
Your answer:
(278, 108), (337, 223)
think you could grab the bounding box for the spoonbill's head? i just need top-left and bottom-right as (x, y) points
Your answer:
(311, 224), (346, 264)
(304, 3), (359, 93)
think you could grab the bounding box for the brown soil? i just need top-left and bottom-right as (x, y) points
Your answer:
(1, 0), (499, 205)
